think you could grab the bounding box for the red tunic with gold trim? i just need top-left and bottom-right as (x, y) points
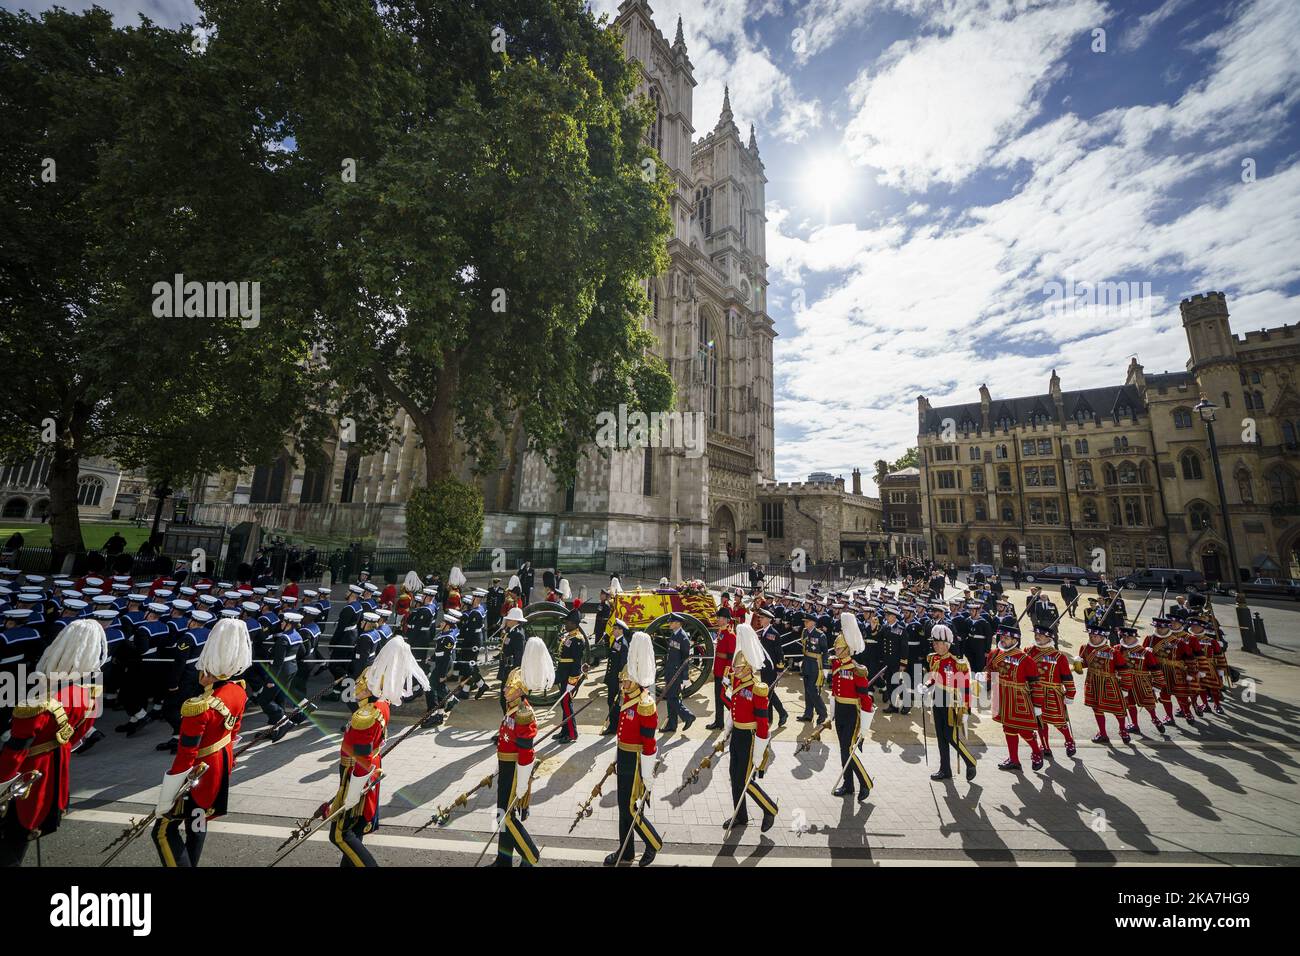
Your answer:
(1194, 631), (1225, 691)
(340, 699), (390, 823)
(168, 680), (246, 815)
(728, 674), (771, 739)
(498, 699), (537, 769)
(1171, 633), (1202, 695)
(714, 626), (737, 679)
(1080, 641), (1127, 715)
(831, 657), (875, 711)
(0, 684), (97, 832)
(1027, 645), (1075, 725)
(987, 646), (1038, 734)
(1118, 640), (1163, 706)
(924, 651), (968, 710)
(616, 688), (658, 756)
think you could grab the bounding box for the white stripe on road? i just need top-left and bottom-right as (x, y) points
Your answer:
(65, 808), (1216, 866)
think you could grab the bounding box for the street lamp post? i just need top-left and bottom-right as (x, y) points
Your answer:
(1194, 399), (1259, 653)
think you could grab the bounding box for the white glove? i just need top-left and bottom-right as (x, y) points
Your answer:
(155, 769), (189, 815)
(639, 753), (655, 792)
(513, 760), (533, 801)
(723, 707), (733, 733)
(343, 771), (371, 811)
(1033, 706), (1043, 716)
(753, 734), (770, 768)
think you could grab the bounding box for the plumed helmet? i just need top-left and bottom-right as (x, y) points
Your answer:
(733, 622), (767, 672)
(362, 635), (431, 704)
(930, 623), (954, 644)
(197, 618), (253, 680)
(627, 631), (656, 688)
(839, 612), (865, 655)
(35, 618), (108, 679)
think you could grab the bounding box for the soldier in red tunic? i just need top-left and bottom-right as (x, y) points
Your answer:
(1077, 625), (1130, 744)
(493, 636), (553, 867)
(151, 618), (252, 867)
(1188, 617), (1226, 716)
(0, 619), (108, 866)
(924, 623), (977, 781)
(706, 606), (737, 729)
(1147, 618), (1185, 726)
(1168, 619), (1202, 724)
(1115, 624), (1165, 736)
(986, 626), (1043, 772)
(1026, 624), (1077, 758)
(722, 624), (778, 831)
(604, 631), (663, 866)
(321, 634), (429, 866)
(831, 613), (877, 799)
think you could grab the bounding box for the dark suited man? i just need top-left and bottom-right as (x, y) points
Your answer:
(751, 606), (788, 726)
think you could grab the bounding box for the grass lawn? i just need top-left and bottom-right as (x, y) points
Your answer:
(0, 520), (155, 551)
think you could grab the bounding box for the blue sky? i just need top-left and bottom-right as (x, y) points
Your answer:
(11, 0), (1300, 495)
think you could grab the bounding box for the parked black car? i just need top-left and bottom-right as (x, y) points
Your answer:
(1236, 578), (1300, 601)
(1117, 567), (1207, 591)
(1021, 564), (1100, 587)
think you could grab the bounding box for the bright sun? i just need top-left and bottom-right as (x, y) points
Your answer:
(800, 153), (855, 213)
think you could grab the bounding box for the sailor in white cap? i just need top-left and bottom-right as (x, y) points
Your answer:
(157, 608), (216, 754)
(495, 605), (528, 712)
(492, 636), (553, 867)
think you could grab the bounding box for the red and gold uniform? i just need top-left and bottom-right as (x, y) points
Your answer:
(830, 653), (876, 796)
(324, 696), (390, 867)
(724, 670), (778, 827)
(1080, 637), (1129, 742)
(0, 683), (98, 865)
(986, 638), (1043, 770)
(1168, 627), (1202, 721)
(152, 678), (247, 867)
(1191, 622), (1225, 711)
(495, 690), (539, 866)
(709, 622), (737, 729)
(925, 651), (977, 779)
(1118, 632), (1165, 735)
(608, 686), (663, 863)
(1027, 642), (1076, 756)
(1147, 625), (1186, 724)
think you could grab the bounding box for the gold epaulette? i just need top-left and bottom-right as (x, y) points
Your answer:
(753, 681), (770, 697)
(515, 702), (534, 723)
(854, 664), (868, 678)
(956, 656), (970, 673)
(637, 691), (656, 717)
(180, 694), (212, 718)
(12, 698), (72, 743)
(350, 703), (382, 731)
(13, 700), (51, 720)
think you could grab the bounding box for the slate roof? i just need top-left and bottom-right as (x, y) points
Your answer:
(923, 384), (1145, 432)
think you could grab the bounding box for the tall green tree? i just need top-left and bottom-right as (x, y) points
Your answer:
(0, 7), (330, 554)
(199, 0), (676, 565)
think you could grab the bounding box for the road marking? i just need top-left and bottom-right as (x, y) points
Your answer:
(67, 808), (1222, 866)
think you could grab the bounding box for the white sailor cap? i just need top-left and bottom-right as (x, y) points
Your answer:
(162, 579), (178, 587)
(24, 575), (46, 584)
(153, 589), (174, 599)
(84, 577), (105, 586)
(472, 588), (488, 598)
(253, 587), (268, 595)
(179, 586), (197, 596)
(281, 595), (298, 604)
(220, 608), (240, 618)
(361, 611), (381, 623)
(127, 592), (149, 602)
(262, 596), (281, 607)
(53, 579), (75, 588)
(92, 609), (119, 621)
(240, 601), (261, 613)
(198, 595), (221, 606)
(282, 611), (303, 623)
(0, 586), (12, 597)
(3, 608), (33, 620)
(348, 585), (364, 595)
(302, 590), (319, 599)
(303, 605), (322, 617)
(170, 599), (193, 611)
(81, 587), (103, 596)
(92, 595), (118, 605)
(216, 581), (234, 590)
(237, 588), (254, 597)
(111, 583), (130, 592)
(63, 599), (89, 611)
(111, 575), (131, 582)
(443, 609), (463, 624)
(364, 583), (379, 593)
(223, 591), (242, 600)
(194, 583), (212, 592)
(146, 602), (169, 614)
(189, 609), (215, 623)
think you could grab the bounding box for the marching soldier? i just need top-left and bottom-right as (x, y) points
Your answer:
(493, 637), (553, 867)
(1118, 625), (1166, 736)
(752, 606), (789, 726)
(796, 611), (829, 723)
(1026, 624), (1077, 758)
(604, 631), (663, 866)
(495, 606), (527, 711)
(1189, 617), (1225, 715)
(1078, 625), (1130, 744)
(425, 609), (459, 709)
(406, 587), (437, 660)
(877, 606), (907, 712)
(830, 614), (876, 799)
(706, 606), (736, 730)
(0, 619), (108, 866)
(322, 635), (430, 866)
(924, 623), (977, 781)
(1147, 618), (1192, 726)
(601, 618), (631, 735)
(722, 624), (778, 832)
(555, 607), (587, 743)
(986, 626), (1044, 772)
(151, 618), (253, 867)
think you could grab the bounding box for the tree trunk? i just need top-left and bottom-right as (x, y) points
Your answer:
(46, 440), (84, 555)
(421, 360), (461, 482)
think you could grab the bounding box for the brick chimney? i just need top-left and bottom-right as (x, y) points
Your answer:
(852, 468), (862, 495)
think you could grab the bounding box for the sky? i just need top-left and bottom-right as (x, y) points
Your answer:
(10, 0), (1300, 496)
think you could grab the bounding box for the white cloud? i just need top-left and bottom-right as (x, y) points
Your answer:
(841, 0), (1106, 191)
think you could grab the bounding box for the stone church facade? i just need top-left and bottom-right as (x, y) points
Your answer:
(192, 1), (777, 562)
